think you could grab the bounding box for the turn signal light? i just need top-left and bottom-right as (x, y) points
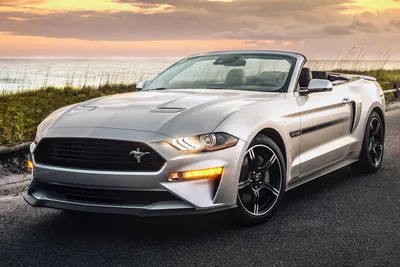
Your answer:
(169, 167), (224, 181)
(27, 160), (34, 169)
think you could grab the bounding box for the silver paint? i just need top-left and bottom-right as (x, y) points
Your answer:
(25, 50), (385, 216)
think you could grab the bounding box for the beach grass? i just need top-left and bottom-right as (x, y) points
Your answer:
(0, 67), (399, 147)
(0, 84), (136, 146)
(334, 69), (400, 91)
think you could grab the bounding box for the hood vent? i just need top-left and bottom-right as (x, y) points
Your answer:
(70, 105), (98, 113)
(150, 107), (186, 113)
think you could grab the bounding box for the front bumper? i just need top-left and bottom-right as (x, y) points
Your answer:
(25, 128), (247, 216)
(23, 192), (236, 216)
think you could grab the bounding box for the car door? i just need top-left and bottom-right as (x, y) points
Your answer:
(297, 88), (353, 174)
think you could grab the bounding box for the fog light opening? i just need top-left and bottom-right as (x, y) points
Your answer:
(169, 167), (224, 181)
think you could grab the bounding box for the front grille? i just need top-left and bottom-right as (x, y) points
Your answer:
(34, 138), (165, 172)
(36, 181), (181, 205)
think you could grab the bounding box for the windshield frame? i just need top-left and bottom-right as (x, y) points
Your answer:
(143, 52), (299, 93)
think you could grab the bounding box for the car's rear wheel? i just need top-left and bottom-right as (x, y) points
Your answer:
(235, 135), (286, 226)
(351, 111), (384, 173)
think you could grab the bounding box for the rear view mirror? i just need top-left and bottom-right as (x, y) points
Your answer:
(300, 79), (333, 95)
(223, 59), (246, 67)
(136, 80), (151, 90)
(214, 55), (246, 66)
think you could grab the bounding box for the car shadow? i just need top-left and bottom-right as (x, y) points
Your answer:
(21, 166), (367, 244)
(279, 166), (366, 209)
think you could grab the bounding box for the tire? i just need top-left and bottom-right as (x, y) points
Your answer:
(235, 135), (286, 226)
(351, 111), (385, 173)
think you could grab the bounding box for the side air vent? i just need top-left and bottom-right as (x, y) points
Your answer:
(350, 102), (362, 134)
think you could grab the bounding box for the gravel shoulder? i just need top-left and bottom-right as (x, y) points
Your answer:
(0, 174), (30, 196)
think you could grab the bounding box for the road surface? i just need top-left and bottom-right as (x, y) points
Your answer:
(1, 110), (399, 267)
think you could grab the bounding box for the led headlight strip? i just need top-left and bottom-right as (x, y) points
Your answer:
(168, 133), (238, 152)
(171, 137), (202, 151)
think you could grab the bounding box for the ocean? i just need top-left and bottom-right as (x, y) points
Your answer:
(1, 58), (399, 92)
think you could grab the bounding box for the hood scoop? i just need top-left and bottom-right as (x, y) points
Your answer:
(150, 107), (186, 113)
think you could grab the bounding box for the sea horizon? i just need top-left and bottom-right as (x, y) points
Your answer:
(1, 58), (399, 92)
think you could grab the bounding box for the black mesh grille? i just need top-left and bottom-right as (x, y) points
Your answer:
(36, 181), (180, 205)
(34, 138), (165, 172)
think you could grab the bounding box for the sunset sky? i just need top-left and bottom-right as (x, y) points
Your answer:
(0, 0), (400, 59)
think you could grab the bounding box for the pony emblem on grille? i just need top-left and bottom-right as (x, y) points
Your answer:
(129, 148), (150, 163)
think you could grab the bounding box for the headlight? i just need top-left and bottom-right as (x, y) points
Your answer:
(168, 132), (238, 152)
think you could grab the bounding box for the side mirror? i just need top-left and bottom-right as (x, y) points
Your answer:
(136, 80), (151, 90)
(300, 79), (333, 95)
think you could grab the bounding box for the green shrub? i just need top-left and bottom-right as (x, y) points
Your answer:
(334, 69), (400, 101)
(0, 84), (136, 146)
(334, 69), (400, 90)
(1, 69), (399, 147)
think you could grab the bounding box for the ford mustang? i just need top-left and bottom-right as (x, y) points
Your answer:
(24, 50), (386, 225)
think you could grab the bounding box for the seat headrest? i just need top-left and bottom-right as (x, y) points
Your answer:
(225, 69), (245, 88)
(299, 67), (312, 88)
(312, 71), (329, 80)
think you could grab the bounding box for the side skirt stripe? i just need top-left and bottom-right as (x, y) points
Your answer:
(290, 117), (348, 138)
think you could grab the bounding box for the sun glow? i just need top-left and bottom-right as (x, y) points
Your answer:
(343, 0), (400, 14)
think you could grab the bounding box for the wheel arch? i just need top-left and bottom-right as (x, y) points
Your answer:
(350, 104), (385, 173)
(362, 101), (385, 136)
(372, 106), (385, 132)
(257, 128), (287, 167)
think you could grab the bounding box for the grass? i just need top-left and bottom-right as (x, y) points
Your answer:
(0, 62), (165, 93)
(0, 84), (136, 146)
(306, 46), (394, 71)
(333, 69), (400, 91)
(1, 55), (399, 147)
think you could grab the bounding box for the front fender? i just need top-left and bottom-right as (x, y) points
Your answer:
(213, 96), (302, 182)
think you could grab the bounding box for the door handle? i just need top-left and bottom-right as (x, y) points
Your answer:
(342, 98), (351, 105)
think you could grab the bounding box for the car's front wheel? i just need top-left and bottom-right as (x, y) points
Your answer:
(235, 135), (286, 226)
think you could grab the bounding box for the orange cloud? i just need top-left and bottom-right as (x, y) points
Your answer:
(0, 32), (270, 57)
(281, 41), (294, 47)
(1, 0), (400, 58)
(0, 0), (171, 13)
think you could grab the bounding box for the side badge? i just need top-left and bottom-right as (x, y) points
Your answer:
(290, 131), (301, 138)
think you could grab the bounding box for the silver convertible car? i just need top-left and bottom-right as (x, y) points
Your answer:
(25, 50), (385, 225)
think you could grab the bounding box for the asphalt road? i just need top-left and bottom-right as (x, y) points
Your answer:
(1, 110), (399, 267)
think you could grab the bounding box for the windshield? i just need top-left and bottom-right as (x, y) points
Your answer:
(145, 53), (296, 93)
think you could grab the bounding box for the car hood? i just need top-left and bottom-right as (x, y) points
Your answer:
(50, 89), (285, 138)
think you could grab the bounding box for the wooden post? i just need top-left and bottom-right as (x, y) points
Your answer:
(395, 84), (399, 100)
